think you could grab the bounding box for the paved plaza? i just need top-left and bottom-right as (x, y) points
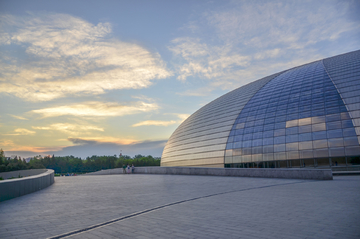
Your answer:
(0, 174), (359, 239)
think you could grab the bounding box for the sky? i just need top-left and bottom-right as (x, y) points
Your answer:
(0, 0), (359, 159)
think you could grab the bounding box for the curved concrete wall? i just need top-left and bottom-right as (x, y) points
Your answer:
(0, 169), (54, 202)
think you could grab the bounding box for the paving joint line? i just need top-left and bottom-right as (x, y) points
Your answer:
(47, 180), (306, 239)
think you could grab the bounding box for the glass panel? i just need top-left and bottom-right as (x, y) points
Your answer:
(252, 139), (263, 147)
(299, 141), (313, 150)
(274, 152), (286, 160)
(342, 120), (353, 128)
(263, 138), (274, 146)
(344, 137), (359, 146)
(225, 156), (232, 164)
(263, 153), (274, 161)
(345, 146), (360, 156)
(326, 114), (341, 122)
(312, 116), (326, 124)
(299, 150), (313, 159)
(326, 121), (342, 130)
(263, 145), (274, 153)
(263, 130), (274, 138)
(286, 119), (298, 128)
(286, 127), (298, 135)
(243, 134), (253, 141)
(274, 144), (286, 152)
(299, 125), (312, 133)
(287, 151), (299, 160)
(312, 123), (326, 132)
(232, 156), (241, 164)
(328, 138), (344, 147)
(233, 149), (242, 156)
(236, 123), (245, 129)
(343, 128), (357, 137)
(341, 112), (351, 120)
(252, 154), (263, 162)
(286, 134), (299, 143)
(327, 129), (343, 139)
(252, 146), (263, 154)
(314, 148), (329, 158)
(274, 136), (285, 144)
(329, 147), (345, 157)
(298, 117), (312, 126)
(242, 147), (252, 155)
(286, 142), (299, 151)
(225, 149), (233, 156)
(313, 140), (328, 149)
(313, 131), (327, 140)
(233, 142), (242, 148)
(242, 155), (252, 162)
(274, 129), (286, 136)
(243, 141), (252, 148)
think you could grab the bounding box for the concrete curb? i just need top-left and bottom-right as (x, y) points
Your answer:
(86, 167), (333, 180)
(333, 171), (360, 176)
(0, 169), (55, 202)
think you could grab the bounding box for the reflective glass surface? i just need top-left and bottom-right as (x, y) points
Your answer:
(226, 60), (358, 162)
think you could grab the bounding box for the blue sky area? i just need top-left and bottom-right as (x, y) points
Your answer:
(0, 0), (359, 158)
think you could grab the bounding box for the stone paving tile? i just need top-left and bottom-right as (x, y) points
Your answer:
(1, 175), (360, 238)
(64, 176), (360, 239)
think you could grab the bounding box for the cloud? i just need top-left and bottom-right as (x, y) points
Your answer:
(8, 114), (28, 120)
(68, 137), (136, 145)
(1, 138), (166, 158)
(0, 13), (172, 102)
(169, 37), (250, 81)
(170, 1), (360, 93)
(172, 113), (190, 122)
(132, 113), (190, 127)
(52, 138), (167, 158)
(132, 120), (178, 127)
(32, 123), (104, 135)
(31, 101), (159, 118)
(5, 128), (36, 136)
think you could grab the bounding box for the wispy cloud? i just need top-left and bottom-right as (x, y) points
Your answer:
(31, 101), (159, 118)
(32, 123), (104, 135)
(132, 113), (190, 127)
(0, 13), (172, 102)
(170, 1), (360, 93)
(172, 113), (190, 122)
(5, 128), (36, 136)
(67, 137), (136, 145)
(8, 114), (28, 120)
(169, 37), (250, 82)
(132, 120), (178, 127)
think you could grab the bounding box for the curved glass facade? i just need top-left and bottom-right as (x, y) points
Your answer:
(225, 61), (358, 166)
(161, 50), (360, 168)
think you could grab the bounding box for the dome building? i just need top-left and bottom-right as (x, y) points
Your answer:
(161, 50), (360, 168)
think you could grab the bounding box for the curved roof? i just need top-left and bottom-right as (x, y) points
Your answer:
(161, 50), (360, 167)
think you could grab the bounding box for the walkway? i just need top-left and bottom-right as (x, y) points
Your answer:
(0, 175), (359, 238)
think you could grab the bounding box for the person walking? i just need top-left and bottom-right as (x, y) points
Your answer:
(122, 164), (126, 174)
(127, 164), (130, 174)
(131, 164), (135, 174)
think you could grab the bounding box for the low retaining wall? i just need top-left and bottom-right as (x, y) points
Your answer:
(0, 169), (55, 202)
(86, 167), (333, 180)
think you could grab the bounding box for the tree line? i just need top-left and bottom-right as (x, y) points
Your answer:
(0, 149), (160, 173)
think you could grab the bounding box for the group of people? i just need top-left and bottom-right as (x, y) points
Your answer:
(122, 164), (134, 174)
